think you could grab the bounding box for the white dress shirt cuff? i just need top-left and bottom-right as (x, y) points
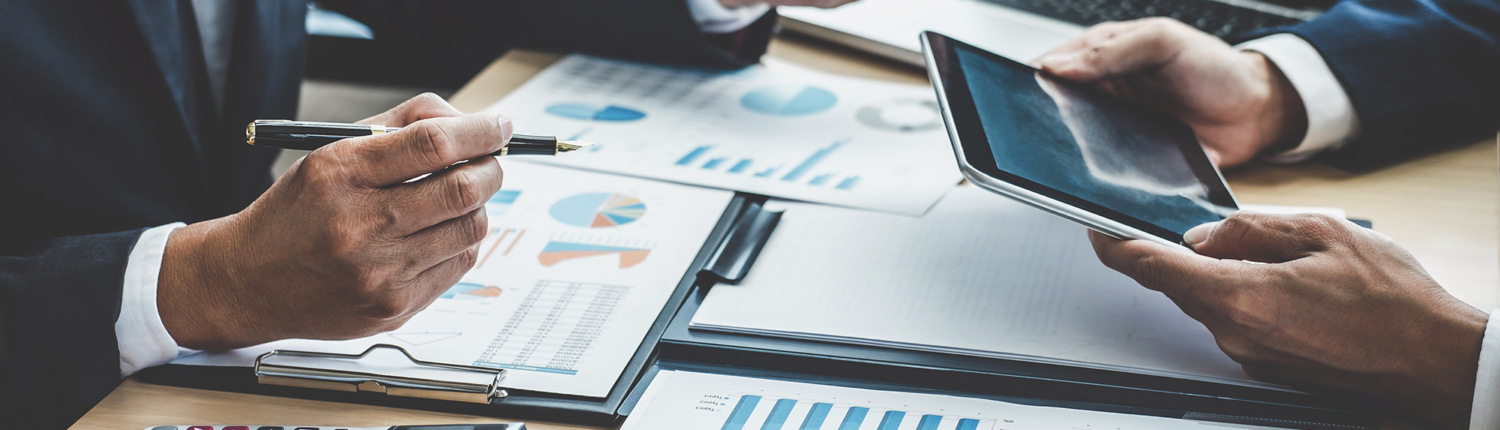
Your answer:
(688, 0), (772, 34)
(1236, 33), (1361, 164)
(1472, 309), (1500, 429)
(116, 222), (187, 377)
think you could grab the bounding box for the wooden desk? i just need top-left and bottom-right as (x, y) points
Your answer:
(73, 35), (1499, 430)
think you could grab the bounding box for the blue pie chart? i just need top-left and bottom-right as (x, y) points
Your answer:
(740, 86), (837, 116)
(545, 103), (647, 122)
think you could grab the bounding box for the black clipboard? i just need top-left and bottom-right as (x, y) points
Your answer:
(137, 193), (783, 424)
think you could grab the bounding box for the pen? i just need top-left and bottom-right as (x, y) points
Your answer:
(246, 120), (593, 156)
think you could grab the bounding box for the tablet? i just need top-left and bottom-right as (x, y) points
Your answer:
(921, 31), (1237, 248)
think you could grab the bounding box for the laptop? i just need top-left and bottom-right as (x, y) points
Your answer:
(779, 0), (1332, 66)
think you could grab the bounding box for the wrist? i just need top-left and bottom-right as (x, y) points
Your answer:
(157, 215), (269, 350)
(1413, 301), (1488, 402)
(1246, 52), (1308, 156)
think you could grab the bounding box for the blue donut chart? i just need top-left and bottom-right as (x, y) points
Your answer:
(740, 86), (838, 116)
(545, 103), (648, 122)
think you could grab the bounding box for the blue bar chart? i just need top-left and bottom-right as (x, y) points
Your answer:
(718, 395), (990, 430)
(678, 145), (714, 166)
(670, 139), (862, 191)
(781, 139), (848, 182)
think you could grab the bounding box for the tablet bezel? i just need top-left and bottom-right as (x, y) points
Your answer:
(921, 31), (1238, 247)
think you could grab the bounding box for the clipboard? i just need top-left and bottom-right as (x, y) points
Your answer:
(137, 194), (784, 424)
(253, 344), (508, 404)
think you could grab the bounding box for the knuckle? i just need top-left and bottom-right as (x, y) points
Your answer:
(326, 224), (371, 263)
(457, 246), (480, 271)
(416, 92), (443, 104)
(446, 171), (484, 214)
(413, 121), (457, 167)
(1291, 214), (1346, 248)
(362, 294), (411, 321)
(1216, 336), (1263, 364)
(1126, 250), (1169, 287)
(1140, 16), (1181, 32)
(457, 208), (488, 245)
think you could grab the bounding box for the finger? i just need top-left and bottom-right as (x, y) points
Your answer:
(1087, 229), (1253, 303)
(358, 93), (464, 127)
(1202, 146), (1224, 166)
(410, 243), (484, 305)
(1037, 18), (1193, 82)
(379, 156), (503, 236)
(341, 111), (513, 187)
(1035, 20), (1139, 62)
(1185, 212), (1351, 263)
(397, 205), (489, 272)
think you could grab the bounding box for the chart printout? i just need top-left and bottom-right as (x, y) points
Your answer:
(623, 371), (1261, 430)
(482, 54), (962, 216)
(172, 163), (735, 397)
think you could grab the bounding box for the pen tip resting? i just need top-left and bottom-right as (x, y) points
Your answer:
(557, 140), (596, 152)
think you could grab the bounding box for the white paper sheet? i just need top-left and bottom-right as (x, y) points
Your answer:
(691, 185), (1288, 390)
(624, 371), (1278, 430)
(173, 162), (734, 397)
(481, 54), (962, 216)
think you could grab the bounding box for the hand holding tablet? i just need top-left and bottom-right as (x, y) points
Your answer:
(921, 31), (1238, 248)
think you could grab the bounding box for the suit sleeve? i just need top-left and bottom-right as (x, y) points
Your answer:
(1273, 0), (1500, 170)
(317, 0), (777, 87)
(0, 229), (142, 429)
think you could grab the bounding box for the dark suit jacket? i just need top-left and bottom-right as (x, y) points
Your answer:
(1252, 0), (1500, 169)
(0, 1), (773, 427)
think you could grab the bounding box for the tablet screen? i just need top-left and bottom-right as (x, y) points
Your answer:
(931, 34), (1236, 242)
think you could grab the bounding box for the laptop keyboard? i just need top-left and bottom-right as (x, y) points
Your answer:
(977, 0), (1316, 38)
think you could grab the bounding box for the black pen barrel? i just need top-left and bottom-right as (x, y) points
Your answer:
(500, 134), (561, 156)
(248, 120), (568, 156)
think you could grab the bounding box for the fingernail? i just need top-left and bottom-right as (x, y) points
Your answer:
(496, 113), (513, 141)
(1038, 53), (1075, 70)
(1183, 222), (1217, 247)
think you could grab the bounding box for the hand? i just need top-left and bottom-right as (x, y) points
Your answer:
(1089, 213), (1486, 427)
(1037, 18), (1307, 168)
(719, 0), (859, 9)
(158, 94), (511, 350)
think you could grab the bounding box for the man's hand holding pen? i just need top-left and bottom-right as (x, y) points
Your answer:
(155, 94), (511, 350)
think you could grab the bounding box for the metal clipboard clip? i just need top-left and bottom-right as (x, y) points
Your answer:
(254, 344), (508, 404)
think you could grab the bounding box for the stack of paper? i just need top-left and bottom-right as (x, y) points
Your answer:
(691, 185), (1286, 390)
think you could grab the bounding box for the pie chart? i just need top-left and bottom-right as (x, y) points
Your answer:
(856, 99), (943, 132)
(550, 192), (646, 228)
(545, 103), (647, 122)
(740, 85), (837, 116)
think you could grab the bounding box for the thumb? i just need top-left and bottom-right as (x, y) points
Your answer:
(358, 93), (464, 127)
(1037, 18), (1189, 83)
(1186, 212), (1345, 263)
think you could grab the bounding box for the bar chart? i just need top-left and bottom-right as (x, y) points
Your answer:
(624, 372), (1211, 430)
(719, 395), (989, 430)
(672, 139), (862, 191)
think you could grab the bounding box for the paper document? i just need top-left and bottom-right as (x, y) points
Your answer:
(174, 162), (734, 397)
(482, 54), (961, 215)
(691, 185), (1284, 390)
(625, 371), (1275, 430)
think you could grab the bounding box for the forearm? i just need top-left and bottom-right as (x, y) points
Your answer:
(0, 230), (145, 427)
(1276, 0), (1500, 169)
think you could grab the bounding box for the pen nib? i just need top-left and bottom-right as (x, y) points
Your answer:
(557, 140), (596, 153)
